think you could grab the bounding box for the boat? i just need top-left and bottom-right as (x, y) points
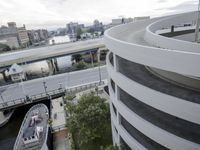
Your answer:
(14, 104), (49, 150)
(0, 109), (14, 127)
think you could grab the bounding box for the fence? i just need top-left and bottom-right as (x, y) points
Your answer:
(0, 80), (106, 110)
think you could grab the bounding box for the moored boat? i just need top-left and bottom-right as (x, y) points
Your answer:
(0, 109), (14, 127)
(14, 104), (49, 150)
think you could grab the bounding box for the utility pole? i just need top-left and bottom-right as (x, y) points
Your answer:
(41, 68), (48, 96)
(98, 57), (102, 84)
(0, 93), (4, 104)
(90, 51), (94, 67)
(195, 0), (200, 41)
(20, 75), (26, 98)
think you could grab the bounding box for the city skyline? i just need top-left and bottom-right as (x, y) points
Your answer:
(0, 0), (198, 30)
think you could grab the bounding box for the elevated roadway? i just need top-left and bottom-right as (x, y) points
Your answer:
(0, 38), (105, 68)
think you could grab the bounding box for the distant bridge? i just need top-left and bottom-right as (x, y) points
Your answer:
(0, 38), (105, 69)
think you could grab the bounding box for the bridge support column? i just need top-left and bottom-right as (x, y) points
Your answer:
(46, 59), (55, 75)
(1, 70), (9, 82)
(53, 58), (59, 72)
(47, 58), (59, 75)
(90, 51), (94, 67)
(171, 25), (174, 33)
(97, 48), (101, 63)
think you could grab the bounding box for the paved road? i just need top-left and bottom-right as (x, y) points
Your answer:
(0, 66), (107, 103)
(0, 38), (104, 68)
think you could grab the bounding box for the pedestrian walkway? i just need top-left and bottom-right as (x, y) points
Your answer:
(53, 130), (71, 150)
(51, 97), (66, 132)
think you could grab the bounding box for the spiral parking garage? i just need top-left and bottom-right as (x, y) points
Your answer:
(105, 11), (200, 150)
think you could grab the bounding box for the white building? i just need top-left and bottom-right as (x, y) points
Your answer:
(8, 63), (25, 81)
(111, 18), (133, 26)
(105, 11), (200, 150)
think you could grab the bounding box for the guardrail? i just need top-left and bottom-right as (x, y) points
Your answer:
(51, 124), (66, 133)
(0, 80), (106, 110)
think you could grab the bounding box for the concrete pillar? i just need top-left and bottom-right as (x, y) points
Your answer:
(53, 58), (59, 72)
(97, 49), (101, 63)
(171, 25), (174, 33)
(0, 111), (5, 123)
(46, 59), (55, 75)
(2, 70), (8, 82)
(90, 51), (94, 67)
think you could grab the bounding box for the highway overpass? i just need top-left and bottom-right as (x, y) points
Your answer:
(0, 38), (105, 69)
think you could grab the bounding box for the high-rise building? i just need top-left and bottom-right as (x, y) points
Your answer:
(28, 29), (49, 45)
(17, 25), (29, 47)
(105, 11), (200, 150)
(66, 22), (84, 37)
(7, 22), (16, 28)
(93, 19), (104, 32)
(0, 22), (29, 48)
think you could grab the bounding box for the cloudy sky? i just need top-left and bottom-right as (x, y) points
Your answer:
(0, 0), (198, 29)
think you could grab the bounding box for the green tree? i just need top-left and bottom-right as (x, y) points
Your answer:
(74, 61), (87, 70)
(77, 28), (83, 39)
(72, 54), (82, 62)
(0, 44), (11, 51)
(66, 92), (112, 150)
(102, 145), (119, 150)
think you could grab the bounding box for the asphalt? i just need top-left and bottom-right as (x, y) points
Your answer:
(0, 66), (107, 103)
(0, 38), (104, 68)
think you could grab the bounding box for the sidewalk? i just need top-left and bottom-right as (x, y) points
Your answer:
(51, 97), (66, 132)
(53, 130), (71, 150)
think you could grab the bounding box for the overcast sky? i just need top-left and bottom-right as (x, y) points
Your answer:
(0, 0), (198, 29)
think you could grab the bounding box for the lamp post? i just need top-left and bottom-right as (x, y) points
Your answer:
(97, 50), (102, 84)
(20, 74), (26, 98)
(64, 71), (70, 96)
(195, 0), (200, 41)
(41, 68), (48, 96)
(98, 60), (102, 84)
(0, 93), (4, 107)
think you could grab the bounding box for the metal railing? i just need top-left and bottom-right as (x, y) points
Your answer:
(51, 124), (66, 133)
(0, 80), (106, 110)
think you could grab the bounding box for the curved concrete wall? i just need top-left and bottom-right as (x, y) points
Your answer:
(104, 35), (200, 77)
(144, 11), (200, 53)
(147, 67), (200, 91)
(105, 11), (200, 150)
(109, 83), (200, 150)
(107, 61), (200, 125)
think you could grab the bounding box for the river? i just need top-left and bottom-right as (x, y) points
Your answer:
(0, 36), (69, 149)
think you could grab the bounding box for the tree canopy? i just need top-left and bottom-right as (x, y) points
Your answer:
(72, 54), (82, 62)
(0, 43), (11, 51)
(66, 92), (112, 150)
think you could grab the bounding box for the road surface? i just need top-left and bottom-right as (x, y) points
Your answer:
(0, 38), (104, 68)
(0, 66), (107, 103)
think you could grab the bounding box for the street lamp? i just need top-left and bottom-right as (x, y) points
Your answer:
(98, 60), (102, 84)
(0, 93), (5, 106)
(195, 0), (200, 41)
(64, 71), (70, 96)
(41, 68), (48, 96)
(20, 74), (27, 98)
